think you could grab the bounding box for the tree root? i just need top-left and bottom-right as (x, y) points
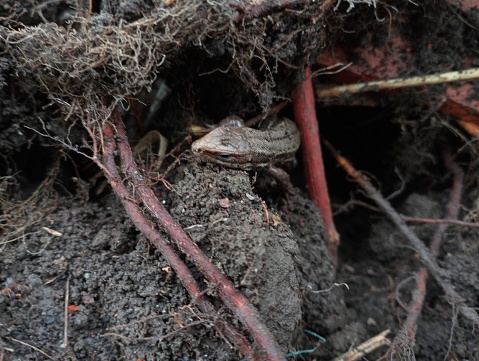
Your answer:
(293, 66), (339, 260)
(92, 108), (286, 361)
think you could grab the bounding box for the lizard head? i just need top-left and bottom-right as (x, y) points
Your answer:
(191, 126), (254, 168)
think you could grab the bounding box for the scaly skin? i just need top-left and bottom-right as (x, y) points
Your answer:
(191, 118), (300, 170)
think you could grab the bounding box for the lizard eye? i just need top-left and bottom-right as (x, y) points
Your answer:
(217, 154), (232, 162)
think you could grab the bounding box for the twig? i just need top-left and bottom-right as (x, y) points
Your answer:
(333, 330), (391, 361)
(5, 337), (53, 360)
(335, 200), (479, 228)
(402, 216), (479, 228)
(316, 67), (479, 98)
(323, 139), (479, 326)
(386, 153), (464, 358)
(60, 276), (70, 348)
(293, 66), (339, 260)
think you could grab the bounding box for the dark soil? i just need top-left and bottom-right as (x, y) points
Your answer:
(2, 0), (479, 360)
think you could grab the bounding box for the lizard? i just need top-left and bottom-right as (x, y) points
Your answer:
(191, 115), (301, 192)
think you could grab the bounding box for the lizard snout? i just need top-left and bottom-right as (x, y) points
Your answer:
(191, 140), (203, 155)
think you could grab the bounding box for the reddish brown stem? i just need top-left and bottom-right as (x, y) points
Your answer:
(100, 121), (253, 358)
(106, 110), (286, 361)
(292, 66), (339, 260)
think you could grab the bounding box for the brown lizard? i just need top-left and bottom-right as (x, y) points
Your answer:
(191, 116), (300, 192)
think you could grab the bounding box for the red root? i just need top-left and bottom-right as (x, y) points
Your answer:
(96, 109), (286, 361)
(292, 66), (339, 260)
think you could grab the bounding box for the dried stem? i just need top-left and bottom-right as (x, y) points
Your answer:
(336, 200), (479, 228)
(386, 153), (464, 358)
(316, 67), (479, 98)
(4, 337), (53, 360)
(334, 330), (391, 361)
(60, 276), (70, 348)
